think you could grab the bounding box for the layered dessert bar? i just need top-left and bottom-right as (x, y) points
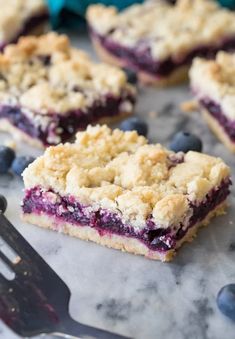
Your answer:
(87, 0), (235, 86)
(0, 33), (136, 148)
(0, 0), (48, 51)
(190, 52), (235, 153)
(22, 125), (231, 261)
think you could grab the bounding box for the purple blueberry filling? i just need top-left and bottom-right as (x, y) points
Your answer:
(200, 98), (235, 142)
(0, 92), (135, 146)
(22, 178), (231, 253)
(0, 12), (49, 51)
(90, 28), (235, 78)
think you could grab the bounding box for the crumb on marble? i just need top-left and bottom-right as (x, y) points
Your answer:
(180, 100), (198, 113)
(13, 256), (21, 264)
(148, 111), (158, 118)
(4, 139), (16, 150)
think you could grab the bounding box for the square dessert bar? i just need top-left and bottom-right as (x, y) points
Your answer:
(190, 52), (235, 153)
(87, 0), (235, 86)
(22, 125), (231, 261)
(0, 33), (136, 148)
(0, 0), (48, 51)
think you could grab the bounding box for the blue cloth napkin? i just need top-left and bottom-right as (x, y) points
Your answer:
(47, 0), (144, 28)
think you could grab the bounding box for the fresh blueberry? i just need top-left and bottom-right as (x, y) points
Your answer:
(0, 146), (15, 174)
(11, 156), (35, 176)
(170, 131), (202, 153)
(123, 68), (138, 85)
(0, 194), (7, 213)
(217, 284), (235, 321)
(120, 117), (148, 136)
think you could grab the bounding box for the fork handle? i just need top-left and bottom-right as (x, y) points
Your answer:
(54, 316), (132, 339)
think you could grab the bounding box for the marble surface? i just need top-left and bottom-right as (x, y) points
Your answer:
(1, 32), (235, 339)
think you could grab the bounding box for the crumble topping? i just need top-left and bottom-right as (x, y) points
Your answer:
(23, 125), (230, 229)
(190, 52), (235, 120)
(0, 0), (47, 43)
(0, 32), (134, 114)
(87, 0), (235, 60)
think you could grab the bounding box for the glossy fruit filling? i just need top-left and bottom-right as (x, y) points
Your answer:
(0, 93), (135, 146)
(90, 28), (235, 78)
(22, 178), (231, 253)
(200, 98), (235, 142)
(0, 12), (49, 51)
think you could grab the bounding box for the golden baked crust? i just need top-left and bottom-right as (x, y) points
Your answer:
(0, 0), (47, 44)
(190, 52), (235, 120)
(0, 32), (135, 114)
(23, 125), (231, 230)
(87, 0), (235, 61)
(202, 109), (235, 153)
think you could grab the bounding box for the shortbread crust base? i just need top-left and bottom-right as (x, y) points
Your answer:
(0, 111), (132, 149)
(91, 37), (189, 87)
(22, 202), (227, 262)
(202, 109), (235, 153)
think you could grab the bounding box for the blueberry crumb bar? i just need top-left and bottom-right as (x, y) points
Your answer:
(0, 33), (136, 148)
(22, 125), (231, 261)
(87, 0), (235, 86)
(190, 52), (235, 153)
(0, 0), (48, 51)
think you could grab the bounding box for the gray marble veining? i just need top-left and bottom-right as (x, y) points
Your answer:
(0, 32), (235, 339)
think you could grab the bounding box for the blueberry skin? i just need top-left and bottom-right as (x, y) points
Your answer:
(123, 68), (138, 85)
(170, 131), (202, 153)
(11, 156), (35, 176)
(120, 117), (148, 136)
(217, 284), (235, 321)
(0, 146), (15, 174)
(0, 194), (7, 213)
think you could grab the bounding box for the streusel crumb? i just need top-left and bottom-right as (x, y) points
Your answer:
(23, 125), (230, 229)
(0, 32), (134, 114)
(190, 52), (235, 120)
(87, 0), (235, 60)
(0, 0), (47, 43)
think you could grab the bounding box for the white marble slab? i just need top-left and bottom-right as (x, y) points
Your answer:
(0, 32), (235, 339)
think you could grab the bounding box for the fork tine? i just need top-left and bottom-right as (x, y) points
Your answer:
(0, 250), (15, 270)
(0, 273), (13, 296)
(0, 272), (8, 285)
(0, 214), (65, 283)
(0, 214), (47, 264)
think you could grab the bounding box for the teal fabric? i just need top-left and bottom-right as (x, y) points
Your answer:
(47, 0), (235, 29)
(217, 0), (235, 8)
(47, 0), (144, 28)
